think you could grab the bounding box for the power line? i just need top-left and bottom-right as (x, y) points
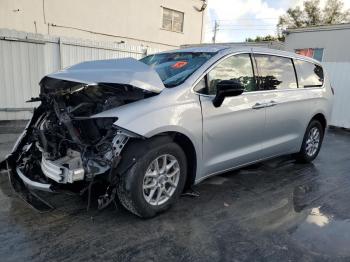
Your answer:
(219, 23), (277, 26)
(216, 22), (277, 25)
(216, 17), (279, 21)
(218, 25), (277, 28)
(206, 25), (278, 30)
(206, 18), (278, 24)
(208, 19), (279, 42)
(217, 28), (277, 31)
(216, 21), (279, 26)
(205, 29), (277, 34)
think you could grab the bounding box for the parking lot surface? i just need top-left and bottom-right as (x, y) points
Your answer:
(0, 125), (350, 262)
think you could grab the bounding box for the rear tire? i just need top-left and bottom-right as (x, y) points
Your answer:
(117, 141), (187, 218)
(295, 120), (324, 163)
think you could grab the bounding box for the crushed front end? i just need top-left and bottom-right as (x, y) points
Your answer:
(2, 77), (154, 210)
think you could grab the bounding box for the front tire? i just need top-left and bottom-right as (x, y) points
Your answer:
(295, 120), (324, 163)
(117, 141), (187, 218)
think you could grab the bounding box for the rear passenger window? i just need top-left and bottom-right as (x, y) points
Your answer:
(294, 60), (324, 88)
(254, 55), (297, 90)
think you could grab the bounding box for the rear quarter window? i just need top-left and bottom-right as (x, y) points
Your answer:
(294, 60), (324, 88)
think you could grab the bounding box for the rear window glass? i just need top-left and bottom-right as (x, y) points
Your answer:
(254, 54), (297, 90)
(140, 52), (216, 87)
(294, 60), (324, 88)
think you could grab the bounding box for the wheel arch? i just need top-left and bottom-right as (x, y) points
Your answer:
(310, 113), (327, 132)
(114, 131), (198, 190)
(156, 131), (197, 189)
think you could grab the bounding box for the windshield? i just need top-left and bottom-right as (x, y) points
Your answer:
(140, 52), (216, 87)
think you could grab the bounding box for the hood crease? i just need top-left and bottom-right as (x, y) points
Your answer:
(43, 58), (165, 93)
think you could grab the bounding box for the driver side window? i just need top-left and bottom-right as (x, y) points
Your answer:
(196, 54), (256, 95)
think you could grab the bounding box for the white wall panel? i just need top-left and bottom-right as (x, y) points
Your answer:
(323, 62), (350, 128)
(0, 29), (161, 120)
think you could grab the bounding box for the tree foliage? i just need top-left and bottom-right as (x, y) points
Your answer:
(278, 0), (350, 29)
(246, 0), (349, 43)
(323, 0), (350, 23)
(245, 35), (284, 42)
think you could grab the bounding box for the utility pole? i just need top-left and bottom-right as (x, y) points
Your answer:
(212, 20), (219, 43)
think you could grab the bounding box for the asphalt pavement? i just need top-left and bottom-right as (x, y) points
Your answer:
(0, 123), (350, 262)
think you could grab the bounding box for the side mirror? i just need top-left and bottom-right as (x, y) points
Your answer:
(212, 80), (244, 107)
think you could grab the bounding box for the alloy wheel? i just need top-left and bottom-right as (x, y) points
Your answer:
(142, 154), (180, 206)
(305, 127), (321, 157)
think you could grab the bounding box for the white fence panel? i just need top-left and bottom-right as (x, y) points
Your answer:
(0, 29), (162, 120)
(323, 62), (350, 129)
(60, 38), (146, 69)
(0, 29), (57, 120)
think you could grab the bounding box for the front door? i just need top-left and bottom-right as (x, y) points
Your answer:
(195, 53), (267, 178)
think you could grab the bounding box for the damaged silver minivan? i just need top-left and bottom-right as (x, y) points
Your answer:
(1, 46), (333, 217)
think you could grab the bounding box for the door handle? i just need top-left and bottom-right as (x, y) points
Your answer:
(252, 102), (266, 109)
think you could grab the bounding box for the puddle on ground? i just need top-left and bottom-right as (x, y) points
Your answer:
(291, 206), (350, 257)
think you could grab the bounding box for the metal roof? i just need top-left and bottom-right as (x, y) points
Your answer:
(285, 23), (350, 34)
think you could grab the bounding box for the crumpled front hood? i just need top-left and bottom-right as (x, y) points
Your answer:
(42, 58), (165, 93)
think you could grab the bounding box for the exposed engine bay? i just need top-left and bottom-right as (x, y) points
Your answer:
(4, 77), (156, 210)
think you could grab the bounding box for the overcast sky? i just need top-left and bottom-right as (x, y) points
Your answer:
(205, 0), (350, 42)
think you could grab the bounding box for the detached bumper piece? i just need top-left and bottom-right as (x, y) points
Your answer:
(13, 148), (85, 192)
(16, 166), (52, 192)
(5, 162), (54, 212)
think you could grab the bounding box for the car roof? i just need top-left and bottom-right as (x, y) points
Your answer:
(158, 45), (322, 66)
(251, 47), (322, 65)
(160, 45), (231, 54)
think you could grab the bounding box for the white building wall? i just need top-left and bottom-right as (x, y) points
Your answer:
(323, 63), (350, 129)
(0, 0), (206, 50)
(285, 25), (350, 128)
(284, 26), (350, 62)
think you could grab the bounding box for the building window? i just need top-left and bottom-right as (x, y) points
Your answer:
(295, 48), (324, 62)
(162, 7), (184, 32)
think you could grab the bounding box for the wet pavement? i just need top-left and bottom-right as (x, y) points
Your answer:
(0, 125), (350, 262)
